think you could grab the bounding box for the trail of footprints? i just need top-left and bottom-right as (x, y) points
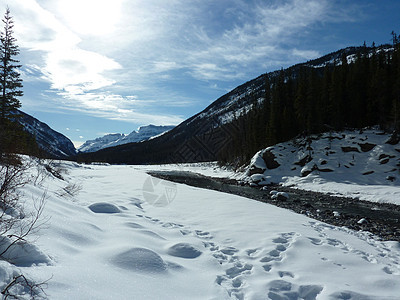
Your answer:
(308, 221), (400, 276)
(133, 211), (325, 299)
(92, 200), (399, 299)
(205, 232), (300, 300)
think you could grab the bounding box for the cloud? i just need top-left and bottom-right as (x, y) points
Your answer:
(8, 0), (364, 127)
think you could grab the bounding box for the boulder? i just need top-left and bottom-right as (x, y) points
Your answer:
(271, 191), (289, 201)
(359, 143), (376, 152)
(341, 146), (360, 153)
(294, 155), (312, 167)
(262, 150), (280, 169)
(385, 131), (400, 145)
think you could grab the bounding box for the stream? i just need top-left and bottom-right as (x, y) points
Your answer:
(148, 171), (400, 242)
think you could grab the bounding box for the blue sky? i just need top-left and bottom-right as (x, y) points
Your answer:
(5, 0), (400, 147)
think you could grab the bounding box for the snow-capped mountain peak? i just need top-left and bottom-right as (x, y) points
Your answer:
(78, 125), (175, 153)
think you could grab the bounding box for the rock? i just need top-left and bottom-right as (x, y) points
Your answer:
(262, 150), (280, 169)
(386, 131), (400, 145)
(318, 168), (334, 172)
(271, 192), (289, 201)
(379, 153), (394, 160)
(301, 169), (312, 177)
(341, 146), (360, 153)
(250, 174), (265, 184)
(248, 150), (267, 175)
(248, 165), (265, 176)
(270, 190), (278, 196)
(359, 143), (376, 152)
(362, 170), (374, 175)
(300, 164), (319, 177)
(294, 155), (312, 167)
(386, 176), (396, 182)
(380, 158), (390, 164)
(357, 218), (368, 225)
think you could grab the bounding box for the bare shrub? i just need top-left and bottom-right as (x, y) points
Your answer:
(1, 274), (51, 299)
(56, 182), (82, 198)
(0, 161), (29, 215)
(0, 156), (49, 298)
(0, 192), (47, 262)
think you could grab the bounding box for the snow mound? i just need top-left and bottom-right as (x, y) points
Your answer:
(0, 238), (51, 267)
(124, 222), (144, 229)
(167, 243), (202, 259)
(111, 248), (167, 273)
(88, 202), (121, 214)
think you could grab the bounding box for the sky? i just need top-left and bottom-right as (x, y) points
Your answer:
(3, 0), (400, 147)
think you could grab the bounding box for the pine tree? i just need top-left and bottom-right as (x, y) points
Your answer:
(0, 7), (22, 122)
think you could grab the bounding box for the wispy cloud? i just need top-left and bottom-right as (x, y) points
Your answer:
(8, 0), (364, 127)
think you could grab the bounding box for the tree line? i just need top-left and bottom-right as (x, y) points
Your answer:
(218, 36), (400, 165)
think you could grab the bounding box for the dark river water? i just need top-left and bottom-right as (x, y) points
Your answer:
(149, 171), (400, 242)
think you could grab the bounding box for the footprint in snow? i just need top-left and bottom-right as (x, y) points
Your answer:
(195, 230), (213, 239)
(162, 222), (184, 229)
(245, 248), (261, 258)
(267, 280), (323, 300)
(259, 232), (297, 272)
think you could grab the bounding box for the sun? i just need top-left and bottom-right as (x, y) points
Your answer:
(56, 0), (123, 36)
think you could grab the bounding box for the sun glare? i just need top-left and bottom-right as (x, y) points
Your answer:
(57, 0), (122, 36)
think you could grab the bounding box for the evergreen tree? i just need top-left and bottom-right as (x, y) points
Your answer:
(0, 7), (22, 122)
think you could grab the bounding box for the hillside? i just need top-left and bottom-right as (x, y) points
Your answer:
(77, 43), (399, 165)
(16, 110), (76, 158)
(243, 128), (399, 202)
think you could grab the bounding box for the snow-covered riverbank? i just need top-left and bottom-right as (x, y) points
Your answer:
(3, 160), (398, 299)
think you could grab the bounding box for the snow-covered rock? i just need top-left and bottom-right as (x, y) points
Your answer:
(244, 128), (400, 204)
(271, 191), (289, 201)
(246, 128), (399, 185)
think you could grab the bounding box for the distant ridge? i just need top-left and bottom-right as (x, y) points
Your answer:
(78, 124), (175, 153)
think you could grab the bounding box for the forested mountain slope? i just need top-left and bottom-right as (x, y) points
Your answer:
(77, 42), (400, 165)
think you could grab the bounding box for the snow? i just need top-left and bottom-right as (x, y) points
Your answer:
(244, 129), (400, 205)
(78, 125), (174, 153)
(4, 159), (400, 299)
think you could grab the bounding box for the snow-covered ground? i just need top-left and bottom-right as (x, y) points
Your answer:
(245, 129), (400, 205)
(3, 160), (400, 299)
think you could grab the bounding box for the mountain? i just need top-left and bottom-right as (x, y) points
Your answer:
(78, 125), (175, 153)
(16, 110), (76, 158)
(77, 43), (398, 165)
